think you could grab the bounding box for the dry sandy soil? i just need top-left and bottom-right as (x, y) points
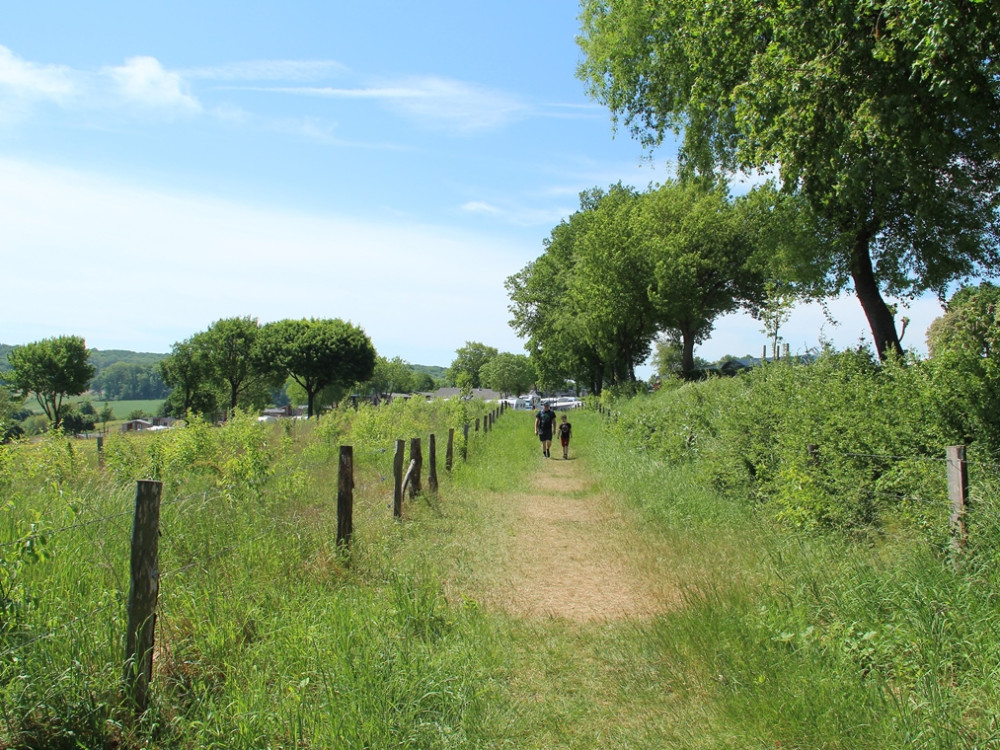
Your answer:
(492, 454), (667, 623)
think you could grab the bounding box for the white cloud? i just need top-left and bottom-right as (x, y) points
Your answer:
(250, 75), (529, 133)
(461, 201), (504, 216)
(104, 56), (201, 113)
(0, 157), (524, 360)
(0, 45), (76, 100)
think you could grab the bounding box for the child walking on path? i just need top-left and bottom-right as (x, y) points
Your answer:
(558, 414), (572, 459)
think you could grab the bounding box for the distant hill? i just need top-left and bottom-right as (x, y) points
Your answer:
(1, 344), (170, 399)
(88, 349), (168, 371)
(409, 364), (447, 379)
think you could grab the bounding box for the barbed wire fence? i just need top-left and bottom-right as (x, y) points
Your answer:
(0, 401), (512, 714)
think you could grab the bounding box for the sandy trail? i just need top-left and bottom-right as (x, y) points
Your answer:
(494, 455), (666, 623)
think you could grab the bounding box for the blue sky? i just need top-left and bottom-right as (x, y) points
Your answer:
(0, 1), (943, 370)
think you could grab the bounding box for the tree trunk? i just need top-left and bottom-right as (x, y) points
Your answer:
(680, 326), (696, 374)
(849, 233), (902, 360)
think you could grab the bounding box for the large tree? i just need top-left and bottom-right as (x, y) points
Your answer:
(578, 0), (1000, 359)
(3, 336), (95, 429)
(479, 352), (536, 397)
(507, 214), (606, 393)
(200, 316), (279, 413)
(260, 318), (376, 418)
(159, 338), (217, 418)
(640, 180), (766, 372)
(447, 342), (498, 389)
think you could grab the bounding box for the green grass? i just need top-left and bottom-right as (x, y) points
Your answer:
(22, 396), (165, 419)
(4, 405), (1000, 747)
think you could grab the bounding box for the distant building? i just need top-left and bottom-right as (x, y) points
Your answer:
(431, 387), (503, 402)
(120, 419), (152, 433)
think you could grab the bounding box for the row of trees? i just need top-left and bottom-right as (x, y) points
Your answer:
(574, 0), (999, 364)
(90, 361), (169, 401)
(507, 180), (798, 393)
(160, 317), (376, 419)
(446, 341), (537, 396)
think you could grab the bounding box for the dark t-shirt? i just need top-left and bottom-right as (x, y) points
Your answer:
(558, 421), (572, 439)
(536, 409), (556, 436)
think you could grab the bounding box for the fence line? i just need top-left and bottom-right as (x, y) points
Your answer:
(2, 402), (516, 715)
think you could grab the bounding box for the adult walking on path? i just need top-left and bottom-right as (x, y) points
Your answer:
(534, 402), (556, 458)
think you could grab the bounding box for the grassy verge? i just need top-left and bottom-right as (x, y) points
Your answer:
(590, 413), (1000, 748)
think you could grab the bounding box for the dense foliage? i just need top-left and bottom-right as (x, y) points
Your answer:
(607, 347), (1000, 534)
(507, 180), (773, 390)
(2, 336), (96, 430)
(0, 396), (499, 748)
(578, 0), (1000, 358)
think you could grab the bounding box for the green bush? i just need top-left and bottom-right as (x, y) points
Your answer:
(611, 349), (999, 533)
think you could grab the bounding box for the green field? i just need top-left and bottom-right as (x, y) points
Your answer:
(23, 396), (165, 420)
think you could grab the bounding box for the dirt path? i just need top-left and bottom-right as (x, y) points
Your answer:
(493, 454), (667, 623)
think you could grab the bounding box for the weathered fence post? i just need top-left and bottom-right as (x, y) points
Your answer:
(446, 428), (455, 472)
(124, 479), (162, 713)
(393, 439), (405, 519)
(462, 423), (469, 461)
(96, 435), (105, 468)
(783, 342), (791, 360)
(948, 445), (969, 555)
(475, 417), (480, 433)
(428, 433), (438, 493)
(337, 446), (353, 547)
(408, 438), (423, 499)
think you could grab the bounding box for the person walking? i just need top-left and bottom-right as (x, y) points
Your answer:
(534, 402), (556, 458)
(557, 414), (572, 459)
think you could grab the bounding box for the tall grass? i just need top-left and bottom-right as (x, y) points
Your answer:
(594, 363), (1000, 748)
(0, 402), (521, 749)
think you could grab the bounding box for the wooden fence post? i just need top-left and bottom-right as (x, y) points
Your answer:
(337, 446), (353, 547)
(408, 438), (423, 499)
(96, 435), (104, 468)
(393, 439), (405, 519)
(446, 428), (455, 472)
(124, 479), (162, 713)
(475, 417), (480, 433)
(462, 423), (469, 461)
(428, 433), (438, 493)
(948, 445), (969, 555)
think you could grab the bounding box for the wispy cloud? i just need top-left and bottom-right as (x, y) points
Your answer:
(103, 56), (201, 114)
(183, 59), (347, 82)
(0, 45), (79, 122)
(0, 157), (526, 359)
(0, 45), (76, 100)
(461, 198), (574, 227)
(245, 75), (530, 133)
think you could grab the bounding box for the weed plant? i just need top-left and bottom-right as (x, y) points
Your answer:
(0, 400), (517, 749)
(594, 353), (1000, 748)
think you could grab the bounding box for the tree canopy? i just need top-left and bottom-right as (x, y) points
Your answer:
(260, 318), (376, 418)
(3, 335), (95, 429)
(479, 352), (536, 397)
(199, 316), (279, 413)
(447, 342), (498, 389)
(508, 180), (769, 389)
(578, 0), (1000, 359)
